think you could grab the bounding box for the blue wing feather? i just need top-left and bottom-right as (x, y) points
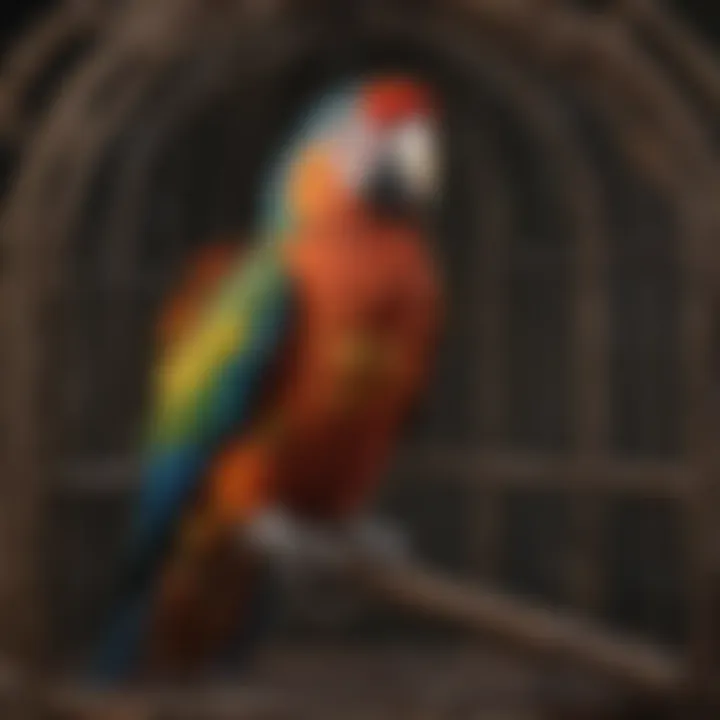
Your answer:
(90, 256), (293, 682)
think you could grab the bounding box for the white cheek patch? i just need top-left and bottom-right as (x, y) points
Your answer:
(393, 118), (439, 199)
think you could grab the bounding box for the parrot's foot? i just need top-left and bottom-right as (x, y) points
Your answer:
(285, 518), (410, 630)
(241, 508), (348, 575)
(344, 517), (411, 567)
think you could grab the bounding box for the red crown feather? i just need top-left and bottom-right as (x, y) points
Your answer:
(362, 77), (436, 128)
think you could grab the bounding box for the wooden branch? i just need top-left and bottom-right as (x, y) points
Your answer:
(239, 509), (684, 697)
(0, 553), (684, 716)
(31, 555), (684, 717)
(349, 557), (684, 696)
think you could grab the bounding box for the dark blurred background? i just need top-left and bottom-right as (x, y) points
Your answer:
(1, 1), (55, 57)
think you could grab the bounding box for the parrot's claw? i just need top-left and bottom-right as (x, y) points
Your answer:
(242, 508), (299, 559)
(241, 508), (347, 574)
(345, 517), (411, 566)
(241, 511), (410, 589)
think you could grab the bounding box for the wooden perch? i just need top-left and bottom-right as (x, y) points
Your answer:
(25, 561), (683, 720)
(0, 551), (684, 718)
(243, 514), (686, 698)
(237, 511), (681, 696)
(347, 556), (684, 696)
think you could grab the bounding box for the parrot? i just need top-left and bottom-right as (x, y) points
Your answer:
(91, 73), (444, 685)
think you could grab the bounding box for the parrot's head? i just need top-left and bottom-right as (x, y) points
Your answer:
(261, 74), (442, 237)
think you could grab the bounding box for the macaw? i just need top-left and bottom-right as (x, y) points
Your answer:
(92, 74), (444, 684)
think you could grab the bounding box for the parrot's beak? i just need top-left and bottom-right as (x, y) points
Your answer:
(363, 117), (440, 223)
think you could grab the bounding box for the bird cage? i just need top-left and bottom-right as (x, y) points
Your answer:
(1, 0), (720, 717)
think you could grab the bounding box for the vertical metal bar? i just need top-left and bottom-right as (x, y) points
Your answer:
(619, 0), (720, 701)
(678, 194), (718, 712)
(470, 51), (610, 612)
(452, 44), (609, 603)
(459, 91), (512, 582)
(491, 77), (610, 614)
(564, 107), (609, 617)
